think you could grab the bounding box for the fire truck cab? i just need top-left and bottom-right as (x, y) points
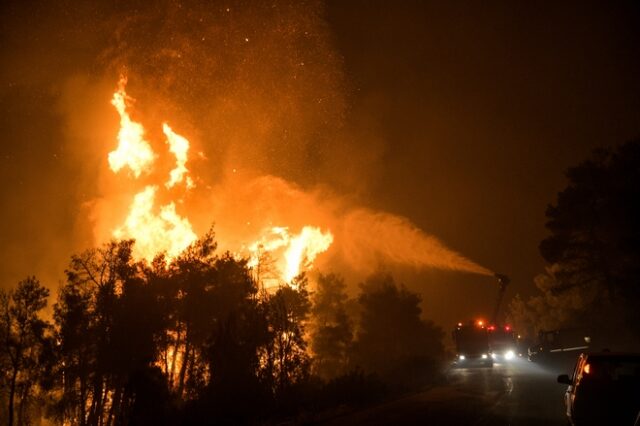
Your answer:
(453, 320), (493, 367)
(488, 324), (518, 361)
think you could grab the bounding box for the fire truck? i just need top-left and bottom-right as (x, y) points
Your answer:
(528, 328), (592, 362)
(487, 323), (518, 360)
(453, 320), (493, 367)
(453, 274), (516, 366)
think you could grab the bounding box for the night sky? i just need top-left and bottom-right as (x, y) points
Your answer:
(325, 0), (640, 324)
(1, 0), (639, 328)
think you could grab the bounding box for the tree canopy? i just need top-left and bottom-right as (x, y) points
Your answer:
(510, 140), (640, 344)
(1, 234), (446, 425)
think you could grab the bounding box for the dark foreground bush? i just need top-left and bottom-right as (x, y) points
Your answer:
(382, 355), (444, 392)
(320, 370), (388, 408)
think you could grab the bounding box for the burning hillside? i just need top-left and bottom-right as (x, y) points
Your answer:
(104, 77), (335, 286)
(96, 76), (490, 288)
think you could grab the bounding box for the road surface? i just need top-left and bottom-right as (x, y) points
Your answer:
(321, 357), (576, 425)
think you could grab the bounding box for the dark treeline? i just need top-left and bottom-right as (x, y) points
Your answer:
(0, 231), (445, 425)
(508, 139), (640, 349)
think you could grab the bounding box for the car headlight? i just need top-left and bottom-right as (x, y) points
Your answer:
(481, 354), (488, 359)
(491, 353), (497, 359)
(459, 355), (466, 360)
(505, 350), (515, 360)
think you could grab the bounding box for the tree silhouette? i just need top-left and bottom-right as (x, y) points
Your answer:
(0, 277), (50, 426)
(351, 274), (444, 389)
(164, 232), (219, 400)
(187, 254), (272, 423)
(310, 273), (353, 379)
(52, 239), (163, 425)
(262, 275), (311, 397)
(507, 264), (596, 339)
(1, 231), (450, 424)
(538, 140), (640, 339)
(52, 277), (93, 425)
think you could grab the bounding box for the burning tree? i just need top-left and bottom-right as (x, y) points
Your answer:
(0, 235), (453, 424)
(102, 77), (334, 289)
(260, 275), (312, 397)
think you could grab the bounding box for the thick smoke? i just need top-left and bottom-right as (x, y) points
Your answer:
(189, 173), (492, 277)
(99, 0), (348, 188)
(95, 1), (492, 277)
(0, 0), (492, 291)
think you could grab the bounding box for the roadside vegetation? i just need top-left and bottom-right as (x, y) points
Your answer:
(508, 139), (640, 349)
(0, 235), (445, 425)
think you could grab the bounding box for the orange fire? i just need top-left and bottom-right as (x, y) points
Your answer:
(163, 123), (194, 189)
(107, 77), (333, 279)
(247, 226), (333, 286)
(108, 76), (156, 178)
(108, 77), (197, 262)
(112, 186), (197, 262)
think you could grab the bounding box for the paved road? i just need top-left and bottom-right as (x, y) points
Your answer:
(321, 357), (576, 425)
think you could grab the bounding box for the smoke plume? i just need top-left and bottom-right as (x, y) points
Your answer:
(189, 173), (492, 277)
(0, 0), (492, 290)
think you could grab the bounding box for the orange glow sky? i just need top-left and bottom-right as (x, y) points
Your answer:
(1, 0), (639, 328)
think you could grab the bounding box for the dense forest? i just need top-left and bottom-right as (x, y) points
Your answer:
(0, 231), (445, 425)
(4, 138), (639, 425)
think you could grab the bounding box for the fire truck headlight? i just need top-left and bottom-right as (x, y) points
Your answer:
(505, 350), (515, 360)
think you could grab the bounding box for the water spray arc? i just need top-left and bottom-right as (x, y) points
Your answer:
(100, 77), (500, 287)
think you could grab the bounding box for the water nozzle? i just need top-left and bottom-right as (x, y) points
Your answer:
(494, 273), (510, 288)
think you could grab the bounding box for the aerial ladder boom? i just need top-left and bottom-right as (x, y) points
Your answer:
(491, 273), (510, 325)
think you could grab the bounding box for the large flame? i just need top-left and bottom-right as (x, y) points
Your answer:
(108, 77), (156, 177)
(108, 78), (197, 262)
(283, 227), (333, 282)
(105, 77), (489, 283)
(163, 123), (194, 189)
(107, 77), (332, 279)
(248, 226), (333, 285)
(113, 186), (197, 262)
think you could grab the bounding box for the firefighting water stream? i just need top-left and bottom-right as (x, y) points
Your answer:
(101, 77), (492, 285)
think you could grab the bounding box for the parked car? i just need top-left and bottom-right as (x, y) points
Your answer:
(557, 352), (640, 425)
